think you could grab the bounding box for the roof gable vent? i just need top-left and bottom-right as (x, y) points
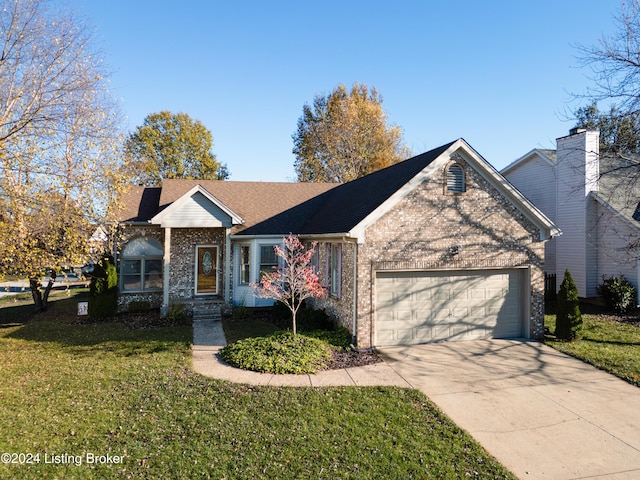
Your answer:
(446, 163), (465, 193)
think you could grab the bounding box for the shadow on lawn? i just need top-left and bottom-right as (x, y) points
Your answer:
(0, 291), (191, 354)
(580, 337), (640, 347)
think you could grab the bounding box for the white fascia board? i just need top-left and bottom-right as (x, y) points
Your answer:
(151, 184), (243, 226)
(230, 234), (287, 241)
(501, 148), (556, 176)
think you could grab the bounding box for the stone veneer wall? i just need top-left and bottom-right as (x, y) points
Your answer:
(116, 226), (227, 313)
(350, 162), (546, 348)
(168, 228), (226, 305)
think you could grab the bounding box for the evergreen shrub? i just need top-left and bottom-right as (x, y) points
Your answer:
(88, 253), (118, 318)
(597, 275), (637, 313)
(555, 269), (582, 340)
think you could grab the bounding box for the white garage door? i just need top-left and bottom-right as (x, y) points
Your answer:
(376, 269), (525, 346)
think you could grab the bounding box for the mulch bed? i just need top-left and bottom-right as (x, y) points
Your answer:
(324, 348), (382, 370)
(577, 301), (640, 327)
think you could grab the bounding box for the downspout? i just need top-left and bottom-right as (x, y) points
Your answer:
(351, 240), (358, 345)
(162, 227), (171, 316)
(224, 228), (232, 304)
(370, 260), (374, 349)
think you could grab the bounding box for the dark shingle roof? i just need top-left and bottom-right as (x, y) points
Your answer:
(117, 186), (162, 222)
(117, 140), (457, 236)
(117, 180), (337, 234)
(238, 141), (456, 235)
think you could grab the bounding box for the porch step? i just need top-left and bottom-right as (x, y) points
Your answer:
(192, 304), (222, 322)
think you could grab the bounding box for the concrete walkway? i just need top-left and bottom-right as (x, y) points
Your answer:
(191, 318), (412, 388)
(192, 321), (640, 479)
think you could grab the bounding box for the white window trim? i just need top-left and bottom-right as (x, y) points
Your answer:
(329, 243), (342, 298)
(239, 245), (251, 285)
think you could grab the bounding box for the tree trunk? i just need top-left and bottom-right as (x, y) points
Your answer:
(29, 272), (56, 312)
(30, 278), (44, 312)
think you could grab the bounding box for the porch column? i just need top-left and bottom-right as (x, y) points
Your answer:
(162, 227), (171, 314)
(224, 228), (231, 303)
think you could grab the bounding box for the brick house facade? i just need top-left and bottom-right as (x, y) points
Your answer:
(117, 139), (558, 348)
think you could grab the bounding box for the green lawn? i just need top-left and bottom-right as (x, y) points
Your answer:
(545, 313), (640, 386)
(0, 292), (514, 479)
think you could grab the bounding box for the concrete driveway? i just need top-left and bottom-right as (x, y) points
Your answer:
(378, 339), (640, 480)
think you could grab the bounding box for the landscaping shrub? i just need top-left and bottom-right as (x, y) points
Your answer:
(555, 269), (582, 340)
(88, 253), (118, 318)
(304, 326), (352, 348)
(127, 301), (152, 313)
(164, 302), (191, 325)
(597, 275), (638, 313)
(220, 331), (332, 374)
(231, 296), (252, 320)
(272, 300), (334, 331)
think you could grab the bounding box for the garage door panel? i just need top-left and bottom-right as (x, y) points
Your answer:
(376, 269), (525, 346)
(451, 308), (467, 319)
(395, 328), (415, 343)
(376, 329), (396, 344)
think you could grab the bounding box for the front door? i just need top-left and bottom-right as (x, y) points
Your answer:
(196, 245), (218, 295)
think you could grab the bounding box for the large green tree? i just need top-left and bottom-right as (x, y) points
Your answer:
(293, 83), (410, 183)
(0, 0), (128, 310)
(125, 111), (229, 185)
(574, 101), (640, 156)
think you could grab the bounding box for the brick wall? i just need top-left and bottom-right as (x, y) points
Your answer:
(350, 163), (546, 348)
(307, 161), (547, 348)
(311, 241), (356, 337)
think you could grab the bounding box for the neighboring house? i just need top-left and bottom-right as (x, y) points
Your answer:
(502, 128), (640, 300)
(116, 138), (558, 348)
(89, 225), (109, 256)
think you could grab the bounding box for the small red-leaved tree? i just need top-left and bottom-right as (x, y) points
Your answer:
(252, 234), (325, 335)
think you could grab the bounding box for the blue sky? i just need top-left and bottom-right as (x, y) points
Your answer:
(73, 0), (620, 181)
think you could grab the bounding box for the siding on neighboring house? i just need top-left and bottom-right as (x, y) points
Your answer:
(596, 201), (639, 289)
(503, 152), (557, 275)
